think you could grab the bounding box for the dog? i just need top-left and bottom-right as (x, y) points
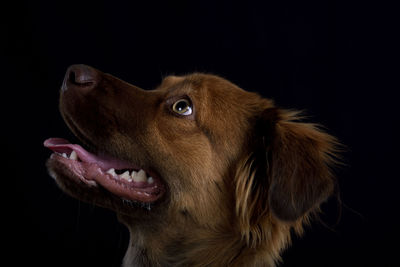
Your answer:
(44, 64), (339, 266)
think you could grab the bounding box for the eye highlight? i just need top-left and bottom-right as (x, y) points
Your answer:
(171, 99), (192, 116)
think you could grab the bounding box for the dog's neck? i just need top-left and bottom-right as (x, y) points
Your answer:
(122, 228), (242, 267)
(119, 217), (279, 267)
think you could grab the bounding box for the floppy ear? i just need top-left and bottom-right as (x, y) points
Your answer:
(235, 108), (339, 239)
(264, 109), (338, 222)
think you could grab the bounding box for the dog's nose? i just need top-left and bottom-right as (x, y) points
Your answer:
(62, 64), (100, 93)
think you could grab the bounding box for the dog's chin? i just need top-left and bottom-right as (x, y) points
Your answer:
(44, 138), (167, 216)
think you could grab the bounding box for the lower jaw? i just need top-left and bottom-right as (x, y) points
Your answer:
(48, 153), (165, 205)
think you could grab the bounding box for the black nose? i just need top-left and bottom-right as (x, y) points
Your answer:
(62, 64), (100, 92)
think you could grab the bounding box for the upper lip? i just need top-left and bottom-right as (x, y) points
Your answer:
(44, 138), (136, 170)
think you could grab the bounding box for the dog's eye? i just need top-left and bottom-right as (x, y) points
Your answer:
(172, 99), (192, 116)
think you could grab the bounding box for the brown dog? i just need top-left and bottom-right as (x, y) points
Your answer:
(44, 65), (339, 266)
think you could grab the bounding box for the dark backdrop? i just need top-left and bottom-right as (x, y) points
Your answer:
(4, 1), (398, 266)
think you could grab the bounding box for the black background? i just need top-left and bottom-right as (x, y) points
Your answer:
(4, 1), (399, 266)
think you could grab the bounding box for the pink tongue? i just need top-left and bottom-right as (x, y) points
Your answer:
(44, 138), (134, 170)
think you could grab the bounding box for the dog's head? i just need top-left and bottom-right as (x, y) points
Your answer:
(45, 65), (338, 260)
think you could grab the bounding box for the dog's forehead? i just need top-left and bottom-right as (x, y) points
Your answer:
(160, 75), (185, 86)
(159, 73), (240, 95)
(156, 75), (199, 99)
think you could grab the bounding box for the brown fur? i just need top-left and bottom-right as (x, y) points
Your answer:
(46, 65), (340, 266)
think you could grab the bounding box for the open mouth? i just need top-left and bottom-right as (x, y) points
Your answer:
(44, 138), (165, 204)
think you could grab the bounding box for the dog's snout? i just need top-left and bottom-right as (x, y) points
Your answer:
(62, 64), (100, 92)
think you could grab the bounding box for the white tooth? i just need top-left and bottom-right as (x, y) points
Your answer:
(106, 168), (116, 176)
(62, 153), (68, 158)
(130, 171), (137, 179)
(147, 177), (154, 184)
(132, 169), (147, 182)
(69, 151), (78, 160)
(120, 171), (132, 181)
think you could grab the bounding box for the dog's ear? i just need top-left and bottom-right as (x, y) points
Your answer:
(236, 108), (338, 240)
(264, 109), (338, 222)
